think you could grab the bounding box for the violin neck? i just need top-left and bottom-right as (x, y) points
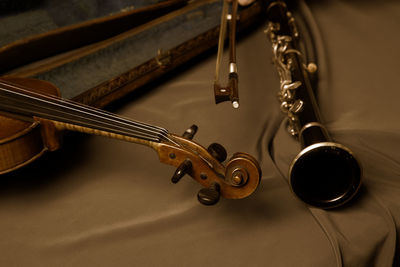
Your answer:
(0, 80), (171, 146)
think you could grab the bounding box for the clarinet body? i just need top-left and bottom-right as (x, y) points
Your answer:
(266, 1), (362, 208)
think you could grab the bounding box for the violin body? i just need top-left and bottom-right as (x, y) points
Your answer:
(0, 77), (62, 174)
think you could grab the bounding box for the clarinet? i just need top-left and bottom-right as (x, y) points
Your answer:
(265, 1), (362, 209)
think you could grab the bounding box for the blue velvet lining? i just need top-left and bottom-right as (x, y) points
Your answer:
(32, 1), (221, 99)
(0, 0), (164, 47)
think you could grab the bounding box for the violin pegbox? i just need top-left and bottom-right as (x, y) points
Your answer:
(156, 125), (262, 205)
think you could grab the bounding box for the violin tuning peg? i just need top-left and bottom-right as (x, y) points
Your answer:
(207, 143), (227, 163)
(182, 124), (198, 140)
(197, 183), (221, 206)
(171, 159), (192, 184)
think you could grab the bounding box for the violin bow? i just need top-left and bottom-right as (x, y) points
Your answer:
(214, 0), (240, 108)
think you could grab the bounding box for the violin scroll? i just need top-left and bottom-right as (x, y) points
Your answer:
(157, 125), (261, 205)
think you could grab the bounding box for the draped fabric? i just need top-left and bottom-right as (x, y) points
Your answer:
(0, 0), (399, 266)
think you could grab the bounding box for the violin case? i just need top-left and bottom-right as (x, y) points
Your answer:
(0, 0), (267, 108)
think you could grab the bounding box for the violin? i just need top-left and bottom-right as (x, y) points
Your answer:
(0, 77), (261, 205)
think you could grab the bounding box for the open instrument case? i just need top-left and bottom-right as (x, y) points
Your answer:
(0, 0), (267, 107)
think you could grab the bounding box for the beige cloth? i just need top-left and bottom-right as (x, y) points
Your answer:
(0, 1), (399, 266)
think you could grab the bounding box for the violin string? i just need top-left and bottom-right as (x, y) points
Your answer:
(0, 98), (161, 142)
(0, 81), (165, 133)
(0, 82), (177, 143)
(0, 81), (168, 137)
(0, 90), (158, 140)
(0, 81), (167, 139)
(0, 81), (179, 145)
